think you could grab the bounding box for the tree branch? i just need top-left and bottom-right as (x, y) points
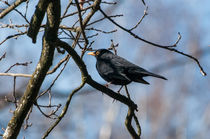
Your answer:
(56, 40), (138, 111)
(124, 85), (141, 139)
(0, 0), (27, 19)
(99, 8), (180, 48)
(125, 108), (140, 139)
(99, 8), (206, 76)
(75, 0), (89, 45)
(3, 0), (61, 138)
(42, 81), (86, 139)
(27, 0), (51, 43)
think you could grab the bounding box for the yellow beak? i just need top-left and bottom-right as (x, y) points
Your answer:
(87, 52), (96, 56)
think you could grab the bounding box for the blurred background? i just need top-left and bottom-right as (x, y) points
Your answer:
(0, 0), (210, 139)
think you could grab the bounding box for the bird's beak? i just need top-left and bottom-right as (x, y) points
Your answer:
(87, 52), (96, 56)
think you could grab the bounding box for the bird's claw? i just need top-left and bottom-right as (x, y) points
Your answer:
(104, 82), (112, 88)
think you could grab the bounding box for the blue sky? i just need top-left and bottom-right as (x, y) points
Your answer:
(0, 0), (210, 138)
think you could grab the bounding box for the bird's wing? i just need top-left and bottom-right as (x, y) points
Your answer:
(110, 55), (138, 68)
(128, 67), (167, 80)
(127, 67), (150, 75)
(96, 59), (131, 81)
(110, 54), (167, 80)
(109, 55), (138, 80)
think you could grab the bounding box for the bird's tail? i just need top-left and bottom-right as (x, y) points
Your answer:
(146, 71), (167, 80)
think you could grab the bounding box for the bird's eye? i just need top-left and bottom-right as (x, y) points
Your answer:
(95, 51), (100, 55)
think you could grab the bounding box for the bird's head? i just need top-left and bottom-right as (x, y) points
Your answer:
(87, 49), (113, 59)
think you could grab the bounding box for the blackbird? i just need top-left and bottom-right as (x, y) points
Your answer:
(88, 49), (167, 85)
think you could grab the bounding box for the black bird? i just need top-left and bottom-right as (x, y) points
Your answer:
(88, 49), (167, 85)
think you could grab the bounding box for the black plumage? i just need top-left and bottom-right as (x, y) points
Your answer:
(88, 49), (167, 85)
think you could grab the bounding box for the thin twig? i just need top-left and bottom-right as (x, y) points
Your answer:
(4, 61), (32, 73)
(101, 1), (117, 5)
(151, 47), (210, 73)
(0, 73), (31, 77)
(86, 27), (117, 34)
(61, 0), (73, 19)
(0, 52), (6, 61)
(3, 1), (29, 23)
(108, 39), (119, 55)
(48, 90), (52, 106)
(99, 8), (206, 76)
(37, 55), (70, 98)
(75, 0), (89, 45)
(99, 8), (180, 48)
(130, 6), (148, 31)
(0, 0), (27, 19)
(61, 5), (93, 19)
(62, 29), (83, 49)
(42, 81), (86, 139)
(0, 21), (25, 33)
(23, 107), (33, 130)
(0, 31), (27, 45)
(35, 102), (59, 119)
(87, 14), (123, 27)
(47, 55), (70, 74)
(0, 55), (69, 78)
(24, 0), (29, 18)
(86, 33), (98, 39)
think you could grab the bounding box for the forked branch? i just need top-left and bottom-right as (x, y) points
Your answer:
(99, 8), (206, 76)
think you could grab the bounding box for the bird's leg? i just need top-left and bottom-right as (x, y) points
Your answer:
(124, 85), (131, 100)
(112, 85), (124, 103)
(117, 85), (124, 94)
(104, 82), (112, 88)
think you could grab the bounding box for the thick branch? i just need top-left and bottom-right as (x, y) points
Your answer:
(56, 40), (138, 111)
(125, 108), (140, 139)
(27, 0), (50, 43)
(3, 0), (60, 138)
(124, 85), (141, 139)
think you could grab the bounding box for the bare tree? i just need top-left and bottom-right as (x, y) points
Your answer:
(0, 0), (206, 139)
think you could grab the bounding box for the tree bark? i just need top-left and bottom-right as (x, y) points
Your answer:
(3, 0), (60, 138)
